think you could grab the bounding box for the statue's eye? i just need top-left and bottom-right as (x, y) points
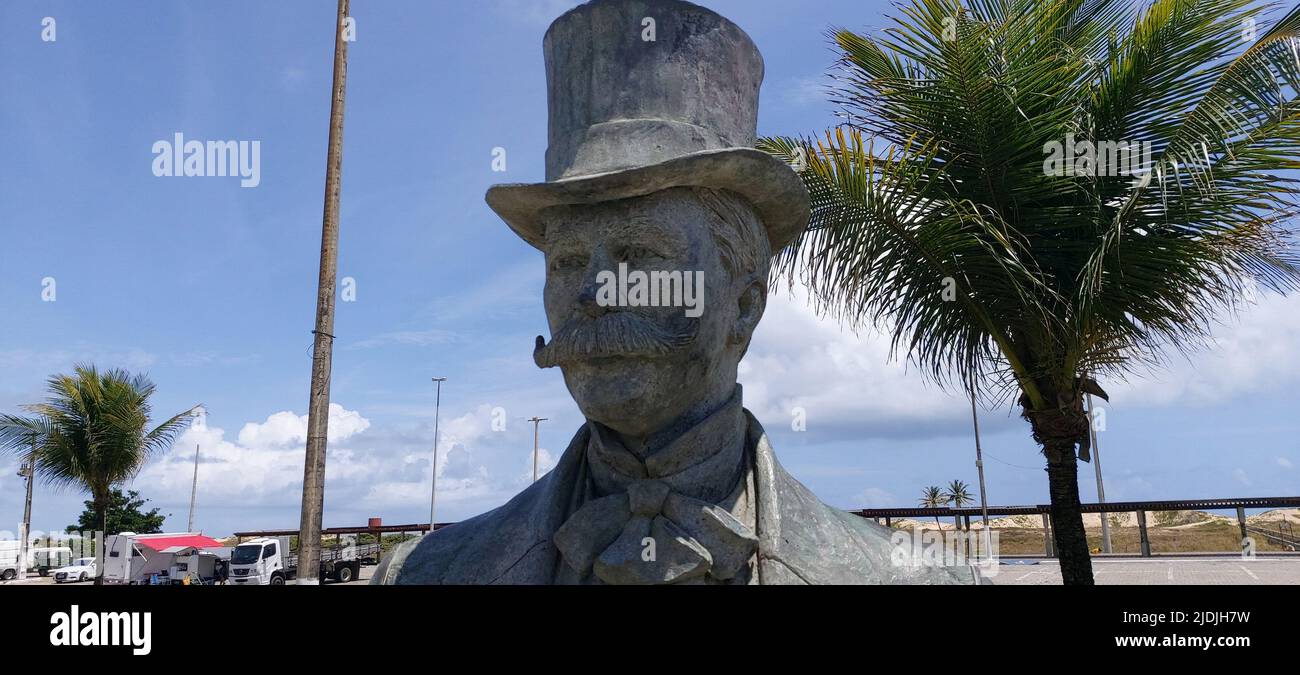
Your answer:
(550, 254), (587, 271)
(619, 246), (658, 262)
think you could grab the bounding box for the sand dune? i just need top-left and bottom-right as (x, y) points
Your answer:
(878, 508), (1298, 530)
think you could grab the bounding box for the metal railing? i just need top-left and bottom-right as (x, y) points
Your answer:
(229, 496), (1299, 561)
(853, 496), (1300, 557)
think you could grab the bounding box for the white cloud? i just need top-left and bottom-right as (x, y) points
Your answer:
(739, 287), (981, 440)
(517, 446), (557, 484)
(782, 75), (830, 107)
(347, 329), (458, 350)
(235, 404), (369, 448)
(132, 401), (540, 532)
(492, 0), (582, 27)
(280, 66), (306, 91)
(358, 403), (567, 519)
(1107, 292), (1300, 406)
(1277, 457), (1293, 470)
(137, 404), (374, 512)
(854, 487), (895, 508)
(0, 348), (157, 372)
(739, 286), (1300, 442)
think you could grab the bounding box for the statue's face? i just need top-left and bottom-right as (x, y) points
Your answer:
(535, 188), (761, 437)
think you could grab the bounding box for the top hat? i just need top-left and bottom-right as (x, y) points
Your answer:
(485, 0), (810, 254)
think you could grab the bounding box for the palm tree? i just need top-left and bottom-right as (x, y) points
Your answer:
(762, 0), (1300, 584)
(944, 479), (976, 531)
(919, 485), (947, 528)
(0, 365), (196, 583)
(945, 479), (977, 557)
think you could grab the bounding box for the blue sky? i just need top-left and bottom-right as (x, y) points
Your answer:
(1, 0), (1297, 538)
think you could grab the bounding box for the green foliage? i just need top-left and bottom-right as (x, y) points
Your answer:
(761, 0), (1300, 409)
(380, 533), (420, 552)
(943, 479), (977, 508)
(0, 365), (198, 533)
(762, 0), (1300, 583)
(919, 485), (947, 508)
(919, 484), (947, 526)
(66, 488), (165, 535)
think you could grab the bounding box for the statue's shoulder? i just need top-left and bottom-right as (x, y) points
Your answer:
(764, 464), (978, 585)
(748, 414), (979, 585)
(370, 501), (532, 585)
(371, 425), (591, 585)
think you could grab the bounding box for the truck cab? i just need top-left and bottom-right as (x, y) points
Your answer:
(229, 537), (289, 585)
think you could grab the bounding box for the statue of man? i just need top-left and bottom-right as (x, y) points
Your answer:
(374, 0), (976, 584)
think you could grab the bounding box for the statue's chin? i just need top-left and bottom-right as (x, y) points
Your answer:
(561, 357), (680, 430)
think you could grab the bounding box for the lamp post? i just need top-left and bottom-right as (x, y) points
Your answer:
(969, 384), (991, 560)
(429, 377), (446, 531)
(1086, 391), (1111, 553)
(187, 444), (200, 532)
(187, 408), (205, 533)
(527, 417), (547, 482)
(17, 444), (34, 581)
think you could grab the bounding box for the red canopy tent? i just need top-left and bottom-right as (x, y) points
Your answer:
(133, 534), (224, 551)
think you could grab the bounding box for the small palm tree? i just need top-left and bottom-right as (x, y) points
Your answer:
(919, 485), (947, 528)
(762, 0), (1300, 584)
(0, 365), (196, 583)
(944, 479), (976, 531)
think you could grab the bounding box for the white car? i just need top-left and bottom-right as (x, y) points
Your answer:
(53, 557), (97, 583)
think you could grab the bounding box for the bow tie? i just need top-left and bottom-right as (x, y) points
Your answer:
(553, 478), (758, 584)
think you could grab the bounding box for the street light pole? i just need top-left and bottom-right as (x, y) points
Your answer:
(297, 0), (351, 586)
(17, 441), (34, 581)
(429, 377), (446, 532)
(1086, 391), (1111, 553)
(969, 384), (991, 560)
(527, 417), (547, 482)
(187, 444), (200, 532)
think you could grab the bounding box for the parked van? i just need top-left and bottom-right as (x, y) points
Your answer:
(0, 541), (73, 578)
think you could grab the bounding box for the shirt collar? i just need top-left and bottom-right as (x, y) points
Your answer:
(585, 386), (747, 503)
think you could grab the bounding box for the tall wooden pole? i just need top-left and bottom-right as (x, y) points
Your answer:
(298, 0), (350, 586)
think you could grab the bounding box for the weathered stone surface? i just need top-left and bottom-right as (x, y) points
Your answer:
(485, 0), (809, 254)
(375, 0), (979, 585)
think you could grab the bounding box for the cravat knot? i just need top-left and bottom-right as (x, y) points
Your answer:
(553, 479), (758, 584)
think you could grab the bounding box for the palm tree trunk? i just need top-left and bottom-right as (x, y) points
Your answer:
(94, 491), (107, 586)
(1043, 440), (1093, 584)
(1023, 391), (1095, 586)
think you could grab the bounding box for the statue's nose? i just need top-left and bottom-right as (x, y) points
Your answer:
(577, 250), (611, 318)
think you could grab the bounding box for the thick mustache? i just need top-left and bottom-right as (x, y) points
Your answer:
(533, 311), (698, 368)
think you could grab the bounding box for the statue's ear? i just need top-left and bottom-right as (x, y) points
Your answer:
(731, 271), (767, 348)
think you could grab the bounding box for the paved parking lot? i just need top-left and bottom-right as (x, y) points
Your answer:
(991, 556), (1300, 585)
(9, 558), (1297, 585)
(0, 563), (377, 586)
(1, 574), (69, 586)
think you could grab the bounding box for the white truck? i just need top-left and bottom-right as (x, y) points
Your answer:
(1, 541), (74, 580)
(228, 536), (377, 585)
